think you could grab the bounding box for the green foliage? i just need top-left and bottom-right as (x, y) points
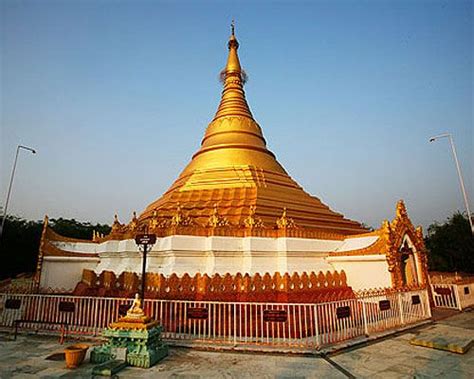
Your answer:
(425, 212), (474, 273)
(48, 217), (111, 240)
(0, 215), (111, 280)
(0, 216), (43, 280)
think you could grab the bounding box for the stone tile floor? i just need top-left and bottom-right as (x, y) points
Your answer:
(0, 310), (472, 378)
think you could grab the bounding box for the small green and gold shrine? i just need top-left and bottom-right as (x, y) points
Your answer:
(91, 294), (168, 368)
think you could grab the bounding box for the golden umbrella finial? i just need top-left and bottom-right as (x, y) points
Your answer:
(215, 20), (250, 119)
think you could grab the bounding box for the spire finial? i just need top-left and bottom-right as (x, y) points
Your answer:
(214, 22), (251, 120)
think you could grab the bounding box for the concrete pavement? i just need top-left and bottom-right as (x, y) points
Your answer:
(0, 310), (472, 378)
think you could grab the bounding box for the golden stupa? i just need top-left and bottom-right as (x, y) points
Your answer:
(35, 25), (431, 295)
(139, 27), (365, 236)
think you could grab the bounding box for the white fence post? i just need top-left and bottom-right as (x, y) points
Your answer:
(398, 292), (405, 325)
(361, 300), (369, 336)
(233, 304), (237, 345)
(424, 290), (432, 318)
(453, 284), (463, 311)
(313, 304), (320, 348)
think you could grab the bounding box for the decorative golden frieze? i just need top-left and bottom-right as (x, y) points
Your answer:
(170, 203), (193, 227)
(207, 204), (229, 228)
(111, 214), (125, 234)
(128, 211), (138, 232)
(243, 205), (264, 229)
(76, 269), (353, 303)
(276, 207), (296, 229)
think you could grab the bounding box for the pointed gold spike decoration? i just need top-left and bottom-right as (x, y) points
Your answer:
(243, 205), (264, 228)
(112, 214), (122, 232)
(276, 207), (296, 229)
(149, 210), (159, 230)
(208, 203), (229, 228)
(214, 21), (252, 120)
(171, 203), (193, 227)
(129, 211), (138, 231)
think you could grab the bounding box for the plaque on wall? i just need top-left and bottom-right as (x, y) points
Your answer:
(263, 309), (287, 322)
(5, 299), (21, 309)
(411, 295), (421, 305)
(119, 304), (130, 316)
(379, 300), (391, 311)
(187, 307), (209, 320)
(336, 306), (351, 319)
(135, 234), (157, 245)
(58, 301), (75, 313)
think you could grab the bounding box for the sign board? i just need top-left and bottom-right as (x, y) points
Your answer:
(411, 295), (421, 305)
(336, 306), (351, 319)
(379, 300), (391, 311)
(263, 309), (287, 323)
(5, 299), (21, 310)
(434, 287), (451, 296)
(135, 233), (157, 245)
(59, 301), (75, 313)
(119, 304), (130, 317)
(187, 307), (209, 320)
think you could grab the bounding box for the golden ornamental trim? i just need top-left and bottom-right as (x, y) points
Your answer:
(385, 199), (429, 289)
(170, 203), (194, 227)
(111, 214), (125, 233)
(207, 204), (229, 228)
(243, 205), (264, 229)
(128, 211), (138, 232)
(276, 207), (296, 229)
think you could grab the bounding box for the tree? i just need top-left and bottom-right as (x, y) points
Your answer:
(0, 216), (43, 280)
(48, 218), (111, 240)
(425, 212), (474, 273)
(0, 215), (111, 280)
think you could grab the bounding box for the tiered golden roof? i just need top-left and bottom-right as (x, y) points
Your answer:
(139, 27), (365, 235)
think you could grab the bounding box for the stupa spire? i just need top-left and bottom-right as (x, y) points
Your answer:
(214, 21), (253, 120)
(139, 28), (366, 236)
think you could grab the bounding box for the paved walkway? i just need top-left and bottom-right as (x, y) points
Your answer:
(0, 311), (472, 378)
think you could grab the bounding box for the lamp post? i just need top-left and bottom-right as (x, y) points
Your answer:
(429, 133), (473, 234)
(134, 233), (157, 302)
(0, 145), (37, 243)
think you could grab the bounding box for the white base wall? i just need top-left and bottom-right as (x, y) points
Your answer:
(40, 257), (99, 291)
(41, 234), (393, 291)
(327, 255), (392, 291)
(93, 236), (338, 277)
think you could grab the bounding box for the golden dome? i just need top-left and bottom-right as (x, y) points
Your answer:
(139, 28), (365, 235)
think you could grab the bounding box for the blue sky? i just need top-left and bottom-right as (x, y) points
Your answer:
(1, 0), (472, 232)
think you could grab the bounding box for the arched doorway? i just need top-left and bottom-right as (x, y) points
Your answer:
(399, 239), (419, 286)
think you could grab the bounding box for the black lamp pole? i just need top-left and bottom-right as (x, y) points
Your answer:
(135, 233), (156, 301)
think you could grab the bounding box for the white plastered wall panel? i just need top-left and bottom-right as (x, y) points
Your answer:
(40, 257), (99, 291)
(327, 255), (392, 291)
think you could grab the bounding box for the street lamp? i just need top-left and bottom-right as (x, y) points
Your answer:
(0, 145), (37, 243)
(429, 133), (473, 234)
(134, 233), (157, 302)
